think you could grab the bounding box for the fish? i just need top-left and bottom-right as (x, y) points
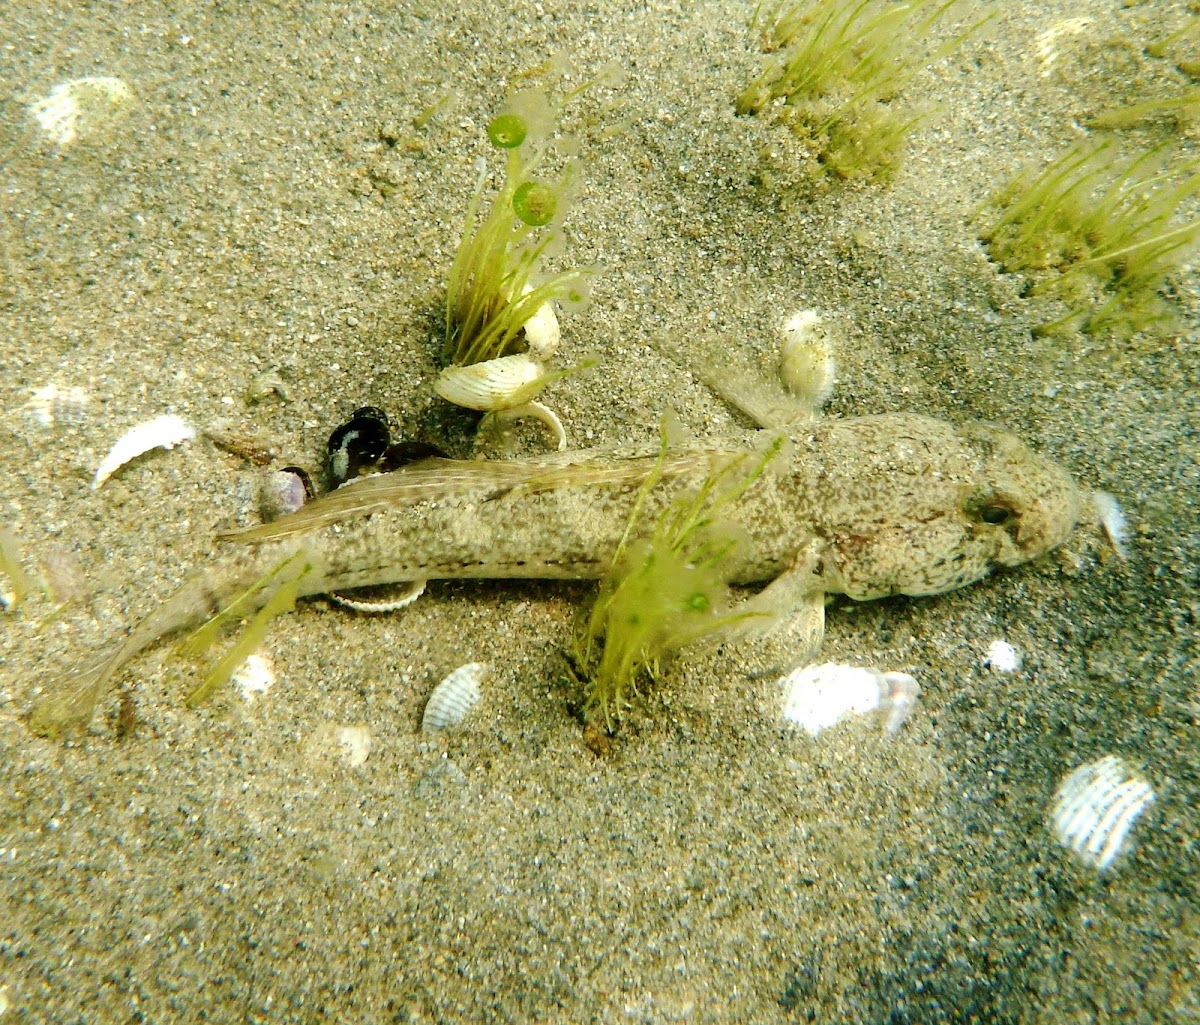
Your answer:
(27, 412), (1080, 736)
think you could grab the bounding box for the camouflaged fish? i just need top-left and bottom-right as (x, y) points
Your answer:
(29, 412), (1080, 735)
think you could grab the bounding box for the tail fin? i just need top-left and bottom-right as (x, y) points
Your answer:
(28, 548), (314, 737)
(28, 644), (129, 737)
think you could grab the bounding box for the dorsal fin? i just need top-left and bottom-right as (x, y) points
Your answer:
(221, 450), (729, 543)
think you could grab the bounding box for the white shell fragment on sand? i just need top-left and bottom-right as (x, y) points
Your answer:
(232, 653), (275, 702)
(305, 724), (372, 769)
(983, 639), (1022, 674)
(92, 414), (196, 489)
(434, 354), (551, 411)
(421, 662), (487, 732)
(1049, 755), (1155, 872)
(29, 76), (132, 149)
(1035, 18), (1092, 77)
(334, 726), (372, 767)
(781, 662), (919, 737)
(778, 309), (835, 415)
(26, 384), (90, 426)
(1093, 491), (1129, 560)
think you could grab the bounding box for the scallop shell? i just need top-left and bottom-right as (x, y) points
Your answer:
(434, 354), (551, 412)
(780, 661), (919, 737)
(92, 414), (196, 489)
(1049, 755), (1155, 872)
(421, 661), (487, 732)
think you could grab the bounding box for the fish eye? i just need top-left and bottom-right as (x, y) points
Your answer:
(966, 493), (1017, 526)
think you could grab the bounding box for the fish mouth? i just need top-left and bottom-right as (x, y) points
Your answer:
(1011, 459), (1082, 563)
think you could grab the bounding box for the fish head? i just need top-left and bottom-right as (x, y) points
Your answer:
(813, 414), (1081, 601)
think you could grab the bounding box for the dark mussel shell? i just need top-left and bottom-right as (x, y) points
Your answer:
(326, 406), (391, 488)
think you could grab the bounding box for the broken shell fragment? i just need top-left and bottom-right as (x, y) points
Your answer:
(983, 639), (1022, 674)
(1049, 755), (1155, 872)
(477, 399), (568, 452)
(1093, 491), (1129, 560)
(434, 354), (551, 412)
(780, 661), (919, 737)
(29, 76), (133, 149)
(232, 652), (276, 702)
(421, 661), (487, 732)
(306, 723), (372, 768)
(92, 414), (196, 489)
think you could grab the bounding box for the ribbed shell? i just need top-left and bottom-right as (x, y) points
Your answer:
(434, 354), (550, 411)
(1049, 755), (1155, 872)
(421, 662), (487, 732)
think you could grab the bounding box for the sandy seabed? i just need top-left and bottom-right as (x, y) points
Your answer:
(1, 1), (1198, 1022)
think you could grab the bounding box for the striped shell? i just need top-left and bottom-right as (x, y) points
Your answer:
(434, 354), (551, 412)
(421, 661), (487, 732)
(1049, 755), (1155, 872)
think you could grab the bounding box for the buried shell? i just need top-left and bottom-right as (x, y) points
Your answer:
(1049, 754), (1156, 872)
(29, 76), (132, 149)
(780, 661), (919, 737)
(26, 384), (90, 426)
(434, 353), (551, 412)
(421, 661), (487, 732)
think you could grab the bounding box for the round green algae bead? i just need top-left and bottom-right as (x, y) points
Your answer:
(512, 181), (558, 226)
(487, 113), (527, 149)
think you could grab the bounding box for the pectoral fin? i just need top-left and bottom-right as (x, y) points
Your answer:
(725, 542), (829, 675)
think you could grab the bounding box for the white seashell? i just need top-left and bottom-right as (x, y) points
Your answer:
(1034, 18), (1091, 78)
(26, 384), (90, 426)
(1049, 755), (1155, 872)
(329, 579), (426, 613)
(778, 309), (835, 414)
(259, 468), (309, 522)
(232, 652), (275, 702)
(983, 639), (1022, 674)
(421, 661), (487, 732)
(434, 354), (551, 412)
(29, 76), (133, 149)
(1093, 491), (1129, 560)
(334, 725), (372, 767)
(781, 661), (919, 737)
(518, 286), (561, 361)
(92, 414), (196, 489)
(305, 723), (372, 769)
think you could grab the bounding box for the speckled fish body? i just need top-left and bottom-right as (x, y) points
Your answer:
(227, 412), (1079, 598)
(29, 412), (1080, 735)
